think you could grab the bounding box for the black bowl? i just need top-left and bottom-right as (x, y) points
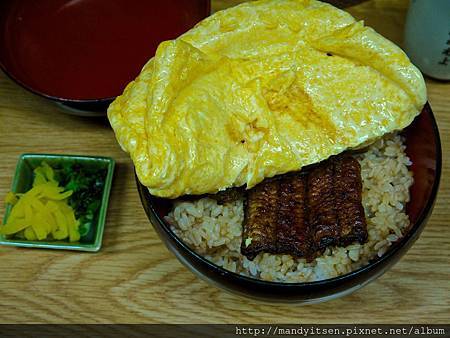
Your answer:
(136, 103), (441, 303)
(0, 0), (210, 116)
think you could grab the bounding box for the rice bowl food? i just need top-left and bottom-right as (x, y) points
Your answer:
(165, 133), (413, 282)
(107, 0), (438, 298)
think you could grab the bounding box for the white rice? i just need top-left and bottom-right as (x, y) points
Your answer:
(165, 133), (413, 283)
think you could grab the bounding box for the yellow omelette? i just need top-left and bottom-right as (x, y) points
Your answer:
(108, 0), (426, 198)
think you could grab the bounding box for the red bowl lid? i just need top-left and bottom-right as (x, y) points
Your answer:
(0, 0), (210, 101)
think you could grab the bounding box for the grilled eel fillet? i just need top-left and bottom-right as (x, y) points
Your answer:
(241, 155), (367, 261)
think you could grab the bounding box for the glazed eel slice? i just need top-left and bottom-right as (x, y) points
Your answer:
(276, 174), (313, 258)
(241, 173), (315, 261)
(241, 155), (367, 261)
(241, 179), (279, 259)
(307, 160), (339, 249)
(334, 156), (368, 245)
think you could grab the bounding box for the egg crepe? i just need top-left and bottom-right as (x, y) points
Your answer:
(108, 0), (426, 198)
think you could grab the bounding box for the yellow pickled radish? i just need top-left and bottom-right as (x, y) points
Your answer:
(29, 195), (45, 211)
(0, 162), (80, 242)
(5, 192), (18, 205)
(31, 213), (48, 240)
(7, 197), (25, 222)
(24, 202), (33, 226)
(33, 172), (48, 187)
(33, 162), (57, 187)
(42, 207), (57, 233)
(24, 227), (37, 241)
(35, 211), (52, 235)
(47, 201), (65, 239)
(0, 219), (29, 235)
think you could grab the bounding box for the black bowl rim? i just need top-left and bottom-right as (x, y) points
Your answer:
(138, 102), (442, 288)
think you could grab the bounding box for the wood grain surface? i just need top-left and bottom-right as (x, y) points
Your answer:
(0, 0), (449, 324)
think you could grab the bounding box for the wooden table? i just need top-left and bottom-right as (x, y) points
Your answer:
(0, 0), (449, 324)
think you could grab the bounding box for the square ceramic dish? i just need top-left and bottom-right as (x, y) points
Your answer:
(0, 153), (115, 252)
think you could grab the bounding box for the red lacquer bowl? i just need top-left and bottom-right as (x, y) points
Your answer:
(0, 0), (210, 115)
(137, 103), (441, 303)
